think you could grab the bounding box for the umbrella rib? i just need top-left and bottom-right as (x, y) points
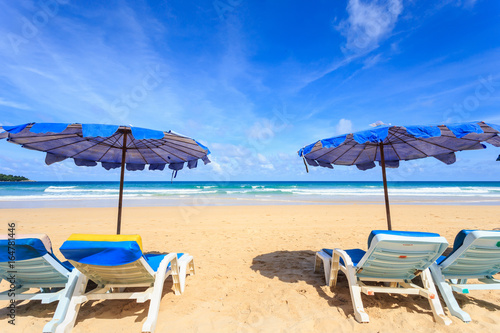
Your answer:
(11, 133), (82, 144)
(154, 144), (188, 162)
(7, 133), (80, 140)
(416, 137), (459, 153)
(389, 132), (434, 157)
(159, 138), (207, 156)
(141, 139), (171, 163)
(163, 135), (205, 148)
(127, 134), (148, 164)
(26, 136), (94, 155)
(95, 133), (124, 162)
(312, 137), (355, 163)
(389, 127), (475, 154)
(331, 138), (361, 164)
(351, 143), (369, 165)
(439, 133), (484, 142)
(64, 137), (113, 159)
(385, 128), (404, 161)
(158, 140), (207, 159)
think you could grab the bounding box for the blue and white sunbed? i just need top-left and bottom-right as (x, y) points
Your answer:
(314, 230), (451, 325)
(0, 234), (77, 333)
(45, 234), (195, 333)
(429, 229), (500, 322)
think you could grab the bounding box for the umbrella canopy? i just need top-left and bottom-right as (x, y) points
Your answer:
(298, 121), (500, 230)
(0, 122), (211, 233)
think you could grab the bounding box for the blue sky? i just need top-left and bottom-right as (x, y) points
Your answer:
(0, 0), (499, 181)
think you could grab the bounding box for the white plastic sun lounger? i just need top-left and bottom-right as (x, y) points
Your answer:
(429, 229), (500, 322)
(44, 234), (195, 333)
(0, 234), (77, 333)
(315, 230), (451, 325)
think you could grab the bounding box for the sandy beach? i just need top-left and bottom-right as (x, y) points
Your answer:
(1, 204), (499, 332)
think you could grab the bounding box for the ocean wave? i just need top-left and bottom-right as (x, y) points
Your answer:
(3, 183), (500, 203)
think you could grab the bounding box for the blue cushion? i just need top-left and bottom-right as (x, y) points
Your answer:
(144, 253), (184, 272)
(59, 259), (74, 271)
(60, 240), (143, 266)
(436, 255), (447, 265)
(438, 229), (477, 263)
(0, 238), (49, 262)
(322, 248), (366, 267)
(439, 229), (500, 264)
(452, 230), (475, 251)
(368, 230), (441, 248)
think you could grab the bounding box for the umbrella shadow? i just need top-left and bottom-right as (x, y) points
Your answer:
(250, 250), (332, 302)
(250, 250), (369, 318)
(251, 250), (485, 322)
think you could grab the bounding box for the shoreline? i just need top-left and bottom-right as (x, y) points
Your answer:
(0, 196), (499, 209)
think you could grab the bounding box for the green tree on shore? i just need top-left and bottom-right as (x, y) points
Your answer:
(0, 173), (30, 181)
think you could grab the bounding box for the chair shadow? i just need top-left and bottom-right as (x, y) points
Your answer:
(0, 298), (58, 319)
(73, 278), (176, 326)
(73, 251), (176, 326)
(250, 250), (499, 322)
(0, 251), (179, 328)
(0, 278), (177, 327)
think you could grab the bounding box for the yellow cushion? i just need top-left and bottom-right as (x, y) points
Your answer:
(67, 234), (143, 252)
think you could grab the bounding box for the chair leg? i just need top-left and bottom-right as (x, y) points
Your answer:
(188, 258), (195, 276)
(330, 253), (340, 289)
(421, 268), (452, 325)
(177, 255), (194, 294)
(142, 256), (177, 333)
(51, 272), (89, 333)
(345, 266), (369, 323)
(429, 264), (471, 323)
(43, 270), (83, 332)
(314, 253), (322, 273)
(314, 252), (331, 286)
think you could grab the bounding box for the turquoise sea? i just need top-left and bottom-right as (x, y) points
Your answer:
(0, 181), (499, 208)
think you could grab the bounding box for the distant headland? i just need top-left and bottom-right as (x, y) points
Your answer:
(0, 173), (34, 182)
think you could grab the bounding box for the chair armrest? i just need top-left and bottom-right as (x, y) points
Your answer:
(333, 248), (354, 267)
(157, 253), (178, 274)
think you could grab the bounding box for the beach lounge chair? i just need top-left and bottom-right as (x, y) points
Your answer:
(429, 229), (500, 322)
(0, 234), (78, 333)
(314, 230), (451, 325)
(44, 234), (195, 333)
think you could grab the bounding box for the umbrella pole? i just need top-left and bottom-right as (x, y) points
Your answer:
(117, 132), (128, 235)
(379, 143), (392, 230)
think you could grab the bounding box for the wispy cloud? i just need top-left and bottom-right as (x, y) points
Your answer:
(0, 97), (31, 110)
(337, 0), (403, 54)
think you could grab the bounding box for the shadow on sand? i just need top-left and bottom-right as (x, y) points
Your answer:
(0, 251), (178, 328)
(250, 250), (500, 321)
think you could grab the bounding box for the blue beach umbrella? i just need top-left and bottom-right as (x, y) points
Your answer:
(0, 123), (211, 234)
(298, 121), (500, 230)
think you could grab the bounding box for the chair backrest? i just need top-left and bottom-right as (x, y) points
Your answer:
(60, 234), (155, 285)
(0, 234), (69, 286)
(439, 230), (500, 278)
(357, 230), (448, 280)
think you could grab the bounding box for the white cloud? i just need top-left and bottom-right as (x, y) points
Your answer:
(336, 118), (353, 134)
(337, 0), (403, 54)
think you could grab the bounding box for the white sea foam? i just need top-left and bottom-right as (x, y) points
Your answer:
(3, 183), (500, 204)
